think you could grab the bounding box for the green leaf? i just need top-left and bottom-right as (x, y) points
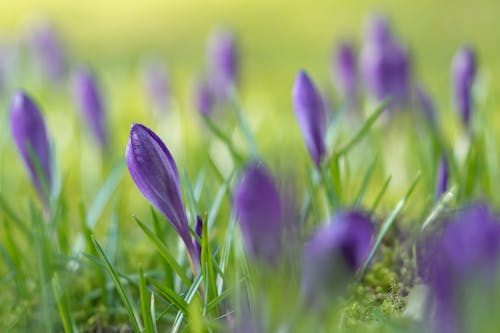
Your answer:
(171, 274), (203, 333)
(92, 236), (143, 333)
(371, 175), (392, 212)
(140, 268), (155, 333)
(150, 279), (189, 316)
(201, 214), (217, 314)
(201, 115), (245, 164)
(52, 274), (77, 333)
(354, 156), (378, 207)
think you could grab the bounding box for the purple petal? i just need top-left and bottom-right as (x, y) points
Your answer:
(142, 60), (170, 112)
(31, 22), (66, 82)
(435, 156), (449, 200)
(452, 46), (477, 128)
(234, 162), (282, 264)
(9, 91), (52, 206)
(415, 85), (436, 123)
(207, 28), (238, 98)
(333, 41), (358, 105)
(125, 123), (194, 256)
(292, 71), (327, 167)
(195, 78), (215, 117)
(72, 68), (107, 148)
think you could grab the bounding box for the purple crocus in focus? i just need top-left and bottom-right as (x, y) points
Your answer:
(423, 203), (500, 333)
(301, 211), (373, 306)
(72, 68), (107, 149)
(126, 123), (197, 263)
(207, 27), (238, 99)
(142, 60), (170, 113)
(31, 22), (66, 82)
(10, 92), (52, 207)
(333, 41), (358, 107)
(452, 45), (477, 129)
(360, 15), (411, 109)
(292, 71), (327, 167)
(234, 162), (282, 264)
(435, 155), (448, 200)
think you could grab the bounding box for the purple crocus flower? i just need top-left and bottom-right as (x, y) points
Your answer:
(195, 78), (215, 117)
(435, 156), (448, 200)
(192, 215), (203, 262)
(31, 22), (66, 82)
(207, 28), (238, 99)
(360, 15), (411, 109)
(72, 68), (107, 149)
(423, 203), (500, 333)
(452, 46), (477, 129)
(126, 123), (196, 262)
(292, 71), (327, 167)
(301, 211), (373, 306)
(415, 85), (436, 124)
(333, 41), (358, 106)
(10, 92), (52, 207)
(142, 60), (170, 112)
(234, 162), (282, 264)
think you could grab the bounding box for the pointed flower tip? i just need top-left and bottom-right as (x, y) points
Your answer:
(452, 45), (477, 128)
(234, 162), (282, 265)
(126, 123), (194, 257)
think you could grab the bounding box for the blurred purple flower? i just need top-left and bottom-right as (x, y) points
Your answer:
(333, 41), (358, 106)
(195, 78), (215, 117)
(10, 92), (52, 207)
(452, 46), (477, 129)
(292, 71), (327, 167)
(72, 68), (107, 149)
(192, 215), (203, 262)
(435, 156), (448, 200)
(301, 211), (373, 305)
(126, 123), (196, 261)
(31, 22), (66, 82)
(415, 85), (436, 124)
(142, 60), (170, 112)
(360, 15), (411, 109)
(424, 203), (500, 333)
(234, 162), (282, 264)
(207, 28), (238, 99)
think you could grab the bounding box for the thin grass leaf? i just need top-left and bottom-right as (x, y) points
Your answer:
(52, 274), (77, 333)
(151, 208), (174, 287)
(359, 172), (421, 277)
(371, 175), (392, 212)
(218, 213), (237, 293)
(354, 156), (378, 207)
(193, 170), (206, 202)
(150, 293), (159, 333)
(208, 169), (236, 228)
(0, 194), (30, 237)
(229, 88), (258, 158)
(92, 236), (143, 333)
(140, 268), (155, 333)
(335, 98), (389, 157)
(421, 187), (456, 232)
(150, 279), (189, 316)
(201, 115), (245, 164)
(134, 217), (190, 286)
(201, 214), (217, 314)
(171, 274), (203, 333)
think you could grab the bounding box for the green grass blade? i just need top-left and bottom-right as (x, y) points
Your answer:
(201, 115), (245, 164)
(171, 274), (203, 333)
(201, 214), (217, 314)
(371, 175), (392, 212)
(360, 172), (421, 277)
(421, 187), (456, 232)
(92, 236), (143, 333)
(52, 274), (77, 333)
(133, 217), (191, 286)
(150, 279), (189, 316)
(354, 156), (378, 207)
(140, 268), (155, 333)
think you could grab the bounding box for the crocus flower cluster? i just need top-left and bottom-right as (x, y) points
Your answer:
(71, 68), (108, 149)
(452, 46), (477, 129)
(10, 92), (53, 208)
(301, 211), (374, 307)
(423, 203), (500, 333)
(125, 123), (198, 265)
(360, 15), (411, 109)
(292, 71), (327, 167)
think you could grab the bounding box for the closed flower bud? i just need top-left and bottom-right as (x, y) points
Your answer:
(72, 68), (107, 149)
(415, 85), (436, 124)
(10, 92), (52, 207)
(234, 162), (282, 264)
(142, 60), (170, 113)
(207, 27), (238, 97)
(435, 155), (449, 200)
(126, 123), (196, 260)
(292, 71), (327, 167)
(195, 78), (215, 117)
(452, 46), (477, 129)
(333, 41), (358, 106)
(31, 22), (66, 82)
(301, 211), (373, 306)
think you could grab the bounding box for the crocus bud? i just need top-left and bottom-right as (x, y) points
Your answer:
(333, 41), (358, 106)
(72, 68), (107, 149)
(10, 92), (52, 207)
(423, 203), (500, 333)
(415, 85), (436, 124)
(360, 15), (411, 109)
(126, 123), (196, 260)
(142, 60), (170, 113)
(301, 211), (373, 306)
(207, 28), (238, 98)
(292, 71), (327, 167)
(195, 78), (215, 117)
(192, 215), (203, 261)
(435, 156), (448, 200)
(452, 46), (477, 129)
(234, 162), (282, 264)
(31, 22), (66, 82)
